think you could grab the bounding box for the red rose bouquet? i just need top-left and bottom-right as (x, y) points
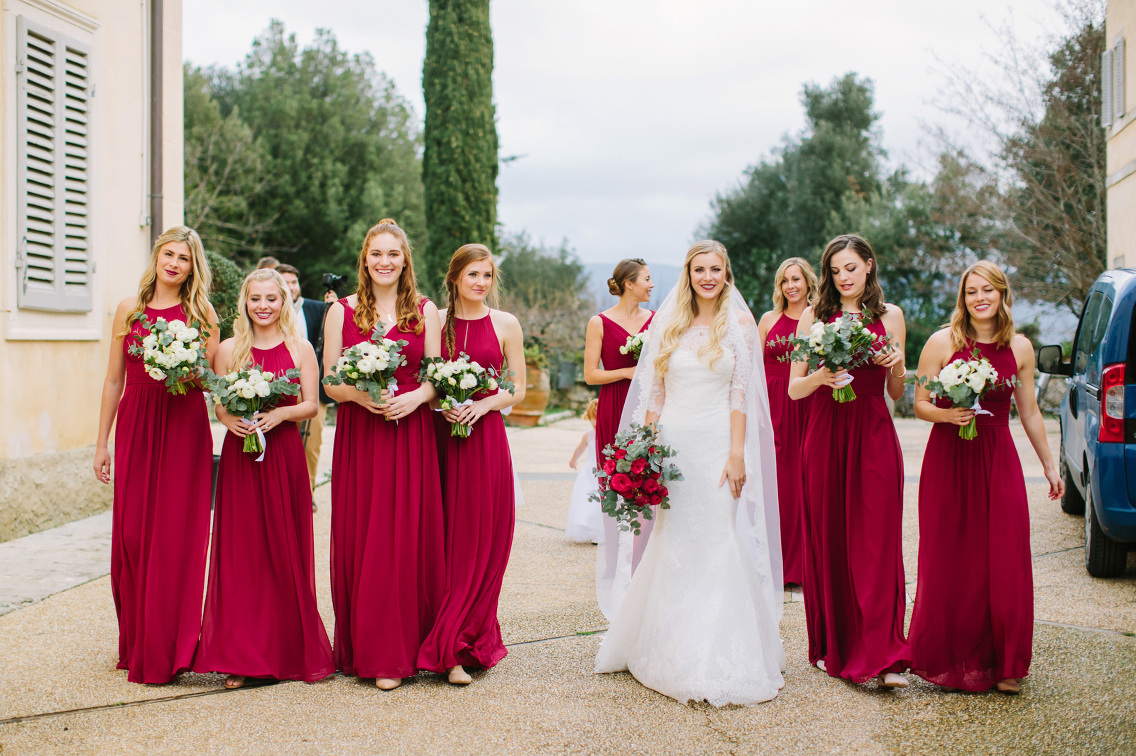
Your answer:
(590, 423), (683, 535)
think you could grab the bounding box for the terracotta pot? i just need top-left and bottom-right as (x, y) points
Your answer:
(505, 362), (550, 427)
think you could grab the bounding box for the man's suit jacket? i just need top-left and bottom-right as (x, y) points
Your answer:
(300, 298), (331, 404)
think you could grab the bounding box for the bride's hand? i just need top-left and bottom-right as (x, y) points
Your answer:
(720, 453), (746, 500)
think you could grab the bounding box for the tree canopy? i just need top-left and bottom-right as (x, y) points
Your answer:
(184, 21), (425, 294)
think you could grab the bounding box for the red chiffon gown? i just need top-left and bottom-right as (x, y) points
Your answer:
(909, 340), (1032, 690)
(112, 303), (212, 683)
(800, 314), (908, 682)
(194, 342), (334, 682)
(331, 300), (445, 679)
(764, 313), (811, 585)
(595, 311), (654, 571)
(417, 314), (516, 672)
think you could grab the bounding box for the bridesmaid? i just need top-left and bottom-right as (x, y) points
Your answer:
(583, 258), (654, 609)
(908, 261), (1063, 694)
(758, 257), (818, 586)
(93, 226), (219, 684)
(323, 218), (445, 690)
(417, 243), (526, 686)
(194, 269), (333, 688)
(788, 234), (910, 688)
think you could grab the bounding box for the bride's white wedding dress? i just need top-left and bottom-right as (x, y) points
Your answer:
(594, 326), (785, 706)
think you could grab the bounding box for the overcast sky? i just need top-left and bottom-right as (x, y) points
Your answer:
(184, 1), (1063, 265)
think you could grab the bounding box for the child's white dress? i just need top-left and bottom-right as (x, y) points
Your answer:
(566, 429), (603, 544)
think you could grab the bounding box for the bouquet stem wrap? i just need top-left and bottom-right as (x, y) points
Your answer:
(240, 417), (267, 460)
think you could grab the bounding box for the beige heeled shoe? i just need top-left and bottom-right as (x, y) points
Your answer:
(375, 677), (402, 690)
(877, 673), (909, 689)
(447, 665), (472, 685)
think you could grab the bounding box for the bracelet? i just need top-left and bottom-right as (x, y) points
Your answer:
(890, 366), (906, 379)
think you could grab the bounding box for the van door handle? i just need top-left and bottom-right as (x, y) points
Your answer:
(1086, 384), (1099, 400)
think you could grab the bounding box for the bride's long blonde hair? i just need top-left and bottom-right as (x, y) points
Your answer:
(229, 269), (302, 371)
(653, 240), (735, 381)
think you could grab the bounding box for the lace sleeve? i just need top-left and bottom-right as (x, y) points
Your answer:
(647, 371), (665, 415)
(729, 320), (757, 413)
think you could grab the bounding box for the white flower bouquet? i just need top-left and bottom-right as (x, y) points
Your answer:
(776, 312), (892, 402)
(207, 366), (302, 454)
(619, 332), (647, 360)
(420, 353), (516, 438)
(321, 329), (409, 411)
(127, 316), (210, 395)
(914, 350), (1017, 440)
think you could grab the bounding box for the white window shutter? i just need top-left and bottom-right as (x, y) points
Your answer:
(1115, 38), (1126, 120)
(1102, 49), (1114, 128)
(60, 38), (92, 310)
(14, 15), (92, 313)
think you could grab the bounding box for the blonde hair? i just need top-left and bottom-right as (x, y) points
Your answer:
(229, 269), (303, 371)
(653, 240), (734, 381)
(772, 257), (818, 313)
(583, 397), (599, 425)
(950, 260), (1015, 353)
(443, 243), (502, 355)
(118, 226), (213, 339)
(354, 218), (424, 337)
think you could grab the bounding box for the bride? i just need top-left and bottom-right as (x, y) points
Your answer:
(594, 240), (785, 706)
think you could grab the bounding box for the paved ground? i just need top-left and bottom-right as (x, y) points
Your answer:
(0, 417), (1134, 755)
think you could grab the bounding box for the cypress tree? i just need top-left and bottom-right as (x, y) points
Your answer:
(422, 0), (498, 290)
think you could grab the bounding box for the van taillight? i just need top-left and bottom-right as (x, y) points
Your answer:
(1099, 363), (1125, 443)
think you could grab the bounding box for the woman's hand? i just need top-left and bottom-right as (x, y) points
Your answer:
(1043, 463), (1065, 501)
(813, 366), (850, 389)
(940, 406), (976, 427)
(354, 388), (386, 415)
(221, 412), (253, 438)
(444, 398), (492, 428)
(93, 448), (112, 484)
(719, 452), (746, 500)
(874, 347), (905, 373)
(381, 389), (424, 422)
(250, 406), (290, 434)
(621, 366), (637, 380)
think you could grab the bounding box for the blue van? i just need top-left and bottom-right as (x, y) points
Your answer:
(1037, 269), (1136, 578)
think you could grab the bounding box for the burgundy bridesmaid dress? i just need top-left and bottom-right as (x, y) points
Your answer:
(909, 340), (1032, 690)
(417, 314), (516, 672)
(331, 300), (445, 679)
(112, 303), (212, 683)
(594, 311), (654, 468)
(764, 313), (811, 585)
(194, 342), (334, 682)
(595, 311), (654, 571)
(800, 313), (908, 682)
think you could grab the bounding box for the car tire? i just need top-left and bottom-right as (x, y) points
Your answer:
(1060, 453), (1085, 515)
(1084, 486), (1128, 578)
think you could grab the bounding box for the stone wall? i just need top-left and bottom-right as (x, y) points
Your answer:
(0, 447), (112, 542)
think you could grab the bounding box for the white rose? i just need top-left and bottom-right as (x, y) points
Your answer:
(190, 341), (202, 352)
(938, 364), (960, 387)
(142, 334), (158, 350)
(470, 361), (482, 371)
(357, 358), (375, 373)
(966, 373), (986, 392)
(619, 345), (629, 355)
(263, 372), (273, 381)
(147, 367), (167, 381)
(448, 377), (456, 386)
(255, 382), (271, 398)
(240, 385), (257, 399)
(487, 378), (498, 391)
(375, 357), (389, 371)
(459, 374), (478, 391)
(426, 363), (437, 375)
(168, 319), (186, 333)
(247, 370), (262, 383)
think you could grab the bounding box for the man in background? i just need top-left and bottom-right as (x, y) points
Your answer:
(276, 264), (330, 490)
(255, 256), (280, 270)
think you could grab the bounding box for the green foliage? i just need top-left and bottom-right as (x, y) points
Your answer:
(708, 73), (883, 310)
(422, 0), (498, 288)
(708, 73), (963, 363)
(185, 21), (425, 294)
(205, 249), (243, 340)
(498, 232), (592, 369)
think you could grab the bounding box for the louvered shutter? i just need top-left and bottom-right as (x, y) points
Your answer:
(1115, 38), (1126, 120)
(15, 15), (93, 313)
(1102, 48), (1114, 128)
